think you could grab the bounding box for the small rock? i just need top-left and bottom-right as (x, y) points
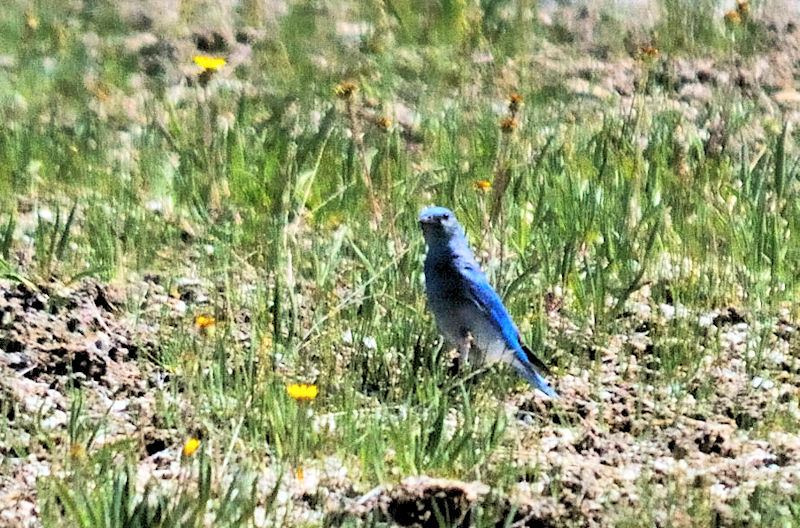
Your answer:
(751, 376), (775, 390)
(773, 89), (800, 105)
(678, 83), (712, 103)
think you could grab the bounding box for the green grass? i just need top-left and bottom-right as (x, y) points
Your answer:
(1, 0), (799, 526)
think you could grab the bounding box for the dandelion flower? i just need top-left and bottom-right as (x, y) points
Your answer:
(335, 81), (357, 100)
(196, 314), (215, 328)
(286, 383), (318, 400)
(508, 93), (522, 113)
(475, 180), (492, 191)
(375, 116), (391, 131)
(182, 438), (200, 456)
(500, 116), (518, 133)
(193, 55), (226, 71)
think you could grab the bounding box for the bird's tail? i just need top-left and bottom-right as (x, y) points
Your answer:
(511, 357), (559, 398)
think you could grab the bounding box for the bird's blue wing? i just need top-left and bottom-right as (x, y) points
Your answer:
(459, 263), (558, 397)
(458, 263), (521, 348)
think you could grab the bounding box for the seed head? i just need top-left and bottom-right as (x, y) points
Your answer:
(335, 82), (357, 100)
(500, 116), (518, 133)
(724, 10), (741, 26)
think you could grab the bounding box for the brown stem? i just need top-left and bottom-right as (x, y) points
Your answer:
(346, 99), (382, 226)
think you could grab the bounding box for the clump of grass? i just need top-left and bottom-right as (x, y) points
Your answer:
(653, 0), (766, 55)
(39, 445), (265, 528)
(32, 201), (77, 277)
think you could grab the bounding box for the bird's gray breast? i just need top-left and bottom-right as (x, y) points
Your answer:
(424, 257), (510, 362)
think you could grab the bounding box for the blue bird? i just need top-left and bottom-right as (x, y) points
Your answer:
(419, 206), (558, 397)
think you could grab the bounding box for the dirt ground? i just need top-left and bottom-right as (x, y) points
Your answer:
(2, 273), (800, 526)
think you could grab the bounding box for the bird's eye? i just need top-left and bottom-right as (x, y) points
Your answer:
(442, 213), (450, 220)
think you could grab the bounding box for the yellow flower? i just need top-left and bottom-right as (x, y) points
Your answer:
(69, 444), (86, 460)
(375, 116), (391, 131)
(508, 93), (522, 113)
(474, 180), (492, 191)
(724, 10), (741, 25)
(334, 81), (357, 100)
(182, 438), (201, 456)
(286, 383), (318, 400)
(196, 314), (215, 328)
(25, 11), (39, 30)
(296, 467), (304, 481)
(193, 55), (226, 71)
(500, 116), (518, 133)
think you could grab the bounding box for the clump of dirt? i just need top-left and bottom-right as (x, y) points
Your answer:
(0, 278), (163, 526)
(384, 477), (489, 528)
(337, 477), (490, 528)
(0, 279), (149, 392)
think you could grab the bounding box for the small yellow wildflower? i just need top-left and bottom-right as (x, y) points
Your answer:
(193, 55), (226, 71)
(724, 10), (741, 26)
(335, 81), (357, 100)
(474, 180), (492, 191)
(182, 437), (201, 456)
(69, 444), (86, 460)
(375, 116), (391, 131)
(296, 467), (304, 481)
(508, 93), (522, 113)
(500, 116), (518, 133)
(25, 11), (39, 30)
(286, 383), (318, 400)
(196, 314), (215, 328)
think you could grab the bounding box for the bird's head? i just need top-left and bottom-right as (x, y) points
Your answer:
(418, 206), (463, 245)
